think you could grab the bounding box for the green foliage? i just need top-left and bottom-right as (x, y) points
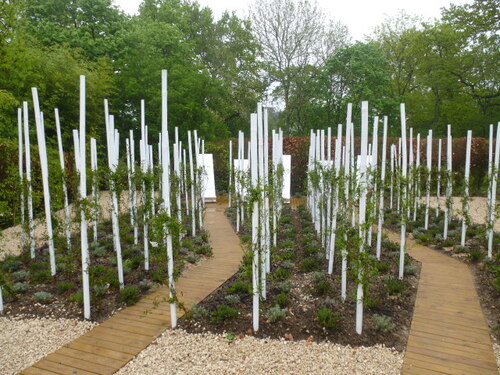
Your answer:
(32, 270), (52, 284)
(372, 314), (396, 333)
(190, 304), (209, 320)
(404, 264), (418, 276)
(1, 256), (22, 273)
(119, 285), (140, 306)
(194, 245), (213, 257)
(69, 290), (84, 306)
(12, 282), (29, 294)
(385, 277), (406, 295)
(275, 280), (292, 293)
(266, 305), (286, 322)
(186, 253), (200, 264)
(300, 257), (320, 272)
(57, 281), (76, 295)
(227, 280), (250, 295)
(468, 248), (483, 262)
(34, 291), (53, 304)
(316, 307), (341, 329)
(275, 292), (290, 308)
(224, 294), (241, 306)
(210, 304), (239, 324)
(272, 267), (291, 280)
(12, 270), (30, 282)
(312, 280), (332, 296)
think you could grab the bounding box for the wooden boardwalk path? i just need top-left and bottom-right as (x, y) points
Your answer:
(20, 201), (243, 375)
(386, 231), (498, 375)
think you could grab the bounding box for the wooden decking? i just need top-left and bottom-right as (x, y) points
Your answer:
(386, 231), (498, 375)
(20, 202), (243, 375)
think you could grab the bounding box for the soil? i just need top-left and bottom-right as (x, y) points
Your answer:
(0, 213), (212, 323)
(384, 205), (500, 342)
(180, 205), (420, 351)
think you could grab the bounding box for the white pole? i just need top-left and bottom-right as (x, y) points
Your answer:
(399, 103), (408, 280)
(390, 144), (394, 210)
(436, 139), (442, 216)
(341, 119), (351, 302)
(263, 108), (271, 274)
(424, 130), (432, 230)
(0, 286), (3, 313)
(376, 117), (388, 259)
(130, 130), (138, 245)
(188, 130), (196, 236)
(18, 108), (26, 249)
(161, 70), (177, 327)
(32, 89), (56, 276)
(328, 124), (342, 274)
(23, 102), (36, 258)
(91, 137), (98, 243)
(257, 104), (266, 299)
(229, 140), (233, 207)
(356, 101), (369, 335)
(488, 123), (500, 258)
(413, 133), (421, 221)
(250, 113), (260, 332)
(444, 125), (452, 239)
(79, 76), (90, 319)
(55, 109), (72, 250)
(461, 130), (472, 246)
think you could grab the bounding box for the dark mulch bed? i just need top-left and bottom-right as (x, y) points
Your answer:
(385, 206), (500, 341)
(180, 205), (420, 351)
(0, 214), (212, 323)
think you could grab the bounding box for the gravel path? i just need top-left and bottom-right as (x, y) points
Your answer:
(116, 330), (403, 375)
(0, 316), (96, 375)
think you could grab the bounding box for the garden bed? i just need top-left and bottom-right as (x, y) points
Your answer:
(180, 205), (420, 351)
(384, 207), (500, 341)
(0, 213), (212, 323)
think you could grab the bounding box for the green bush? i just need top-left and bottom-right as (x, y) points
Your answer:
(29, 262), (48, 273)
(280, 260), (294, 269)
(382, 239), (399, 252)
(276, 280), (292, 293)
(300, 257), (320, 272)
(12, 282), (29, 294)
(224, 294), (241, 305)
(190, 305), (209, 320)
(194, 245), (212, 256)
(227, 280), (250, 295)
(181, 238), (195, 249)
(56, 281), (76, 294)
(385, 277), (406, 295)
(12, 270), (30, 282)
(266, 305), (286, 322)
(186, 253), (200, 264)
(492, 277), (500, 293)
(372, 314), (396, 333)
(119, 285), (140, 306)
(468, 248), (483, 262)
(275, 293), (290, 308)
(210, 304), (239, 324)
(93, 284), (109, 298)
(240, 234), (252, 243)
(1, 256), (22, 272)
(69, 290), (84, 306)
(273, 267), (291, 280)
(32, 270), (52, 284)
(404, 264), (418, 276)
(34, 291), (53, 304)
(375, 262), (390, 273)
(316, 307), (341, 329)
(312, 280), (332, 296)
(280, 240), (294, 249)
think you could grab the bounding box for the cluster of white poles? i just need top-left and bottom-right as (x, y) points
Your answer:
(307, 102), (499, 334)
(228, 104), (285, 332)
(14, 70), (208, 323)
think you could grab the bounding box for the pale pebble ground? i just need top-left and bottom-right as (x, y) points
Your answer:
(116, 329), (403, 375)
(0, 316), (96, 375)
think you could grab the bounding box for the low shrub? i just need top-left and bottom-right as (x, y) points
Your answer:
(69, 290), (84, 306)
(375, 262), (390, 273)
(225, 294), (241, 305)
(316, 307), (341, 329)
(404, 264), (418, 276)
(12, 282), (29, 294)
(273, 267), (291, 280)
(1, 256), (22, 272)
(119, 285), (140, 306)
(211, 304), (239, 324)
(12, 270), (30, 282)
(194, 245), (213, 256)
(275, 292), (289, 308)
(93, 284), (109, 298)
(468, 248), (483, 262)
(34, 291), (53, 304)
(57, 281), (76, 294)
(385, 277), (406, 295)
(372, 314), (396, 333)
(300, 257), (320, 272)
(32, 270), (52, 284)
(190, 305), (209, 320)
(276, 280), (292, 293)
(267, 305), (286, 322)
(227, 280), (250, 295)
(312, 280), (332, 296)
(186, 253), (200, 264)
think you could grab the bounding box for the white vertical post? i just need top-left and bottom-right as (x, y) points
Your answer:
(188, 131), (196, 236)
(79, 76), (91, 319)
(424, 131), (432, 229)
(32, 89), (56, 276)
(257, 104), (266, 299)
(413, 133), (421, 221)
(130, 130), (138, 245)
(436, 139), (442, 216)
(328, 124), (342, 274)
(356, 101), (369, 335)
(376, 117), (388, 259)
(229, 140), (233, 207)
(488, 123), (500, 258)
(23, 102), (35, 258)
(444, 125), (452, 239)
(90, 137), (98, 243)
(161, 70), (177, 327)
(399, 104), (408, 280)
(55, 109), (72, 250)
(250, 113), (260, 332)
(18, 108), (26, 249)
(461, 130), (472, 246)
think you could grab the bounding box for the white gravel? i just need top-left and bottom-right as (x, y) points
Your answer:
(0, 316), (96, 375)
(116, 329), (403, 375)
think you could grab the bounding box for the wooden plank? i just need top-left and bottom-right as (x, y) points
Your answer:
(66, 340), (132, 361)
(76, 336), (139, 356)
(20, 367), (59, 375)
(33, 360), (99, 375)
(405, 352), (496, 375)
(57, 347), (128, 369)
(44, 353), (115, 375)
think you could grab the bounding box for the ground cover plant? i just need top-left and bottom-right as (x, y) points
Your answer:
(181, 204), (419, 350)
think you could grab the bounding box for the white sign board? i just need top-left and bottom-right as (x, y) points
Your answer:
(199, 153), (216, 202)
(233, 159), (249, 197)
(282, 155), (291, 201)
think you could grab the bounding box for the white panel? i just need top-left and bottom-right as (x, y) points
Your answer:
(199, 153), (217, 202)
(282, 155), (291, 201)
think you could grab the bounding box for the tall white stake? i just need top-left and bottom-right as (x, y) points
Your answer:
(424, 130), (432, 229)
(23, 102), (36, 258)
(18, 108), (26, 249)
(399, 104), (408, 280)
(436, 139), (442, 216)
(376, 117), (388, 259)
(444, 125), (452, 239)
(250, 113), (260, 332)
(32, 89), (56, 276)
(461, 131), (472, 246)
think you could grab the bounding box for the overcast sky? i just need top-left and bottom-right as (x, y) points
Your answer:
(113, 0), (472, 41)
